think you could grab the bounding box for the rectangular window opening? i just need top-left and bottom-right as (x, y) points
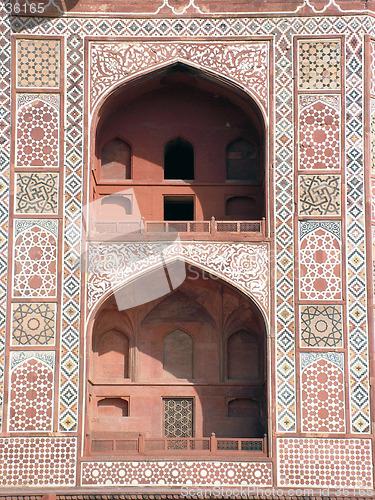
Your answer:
(164, 196), (194, 221)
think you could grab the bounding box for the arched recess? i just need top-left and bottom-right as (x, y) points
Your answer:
(164, 137), (194, 180)
(90, 61), (267, 227)
(92, 328), (129, 379)
(85, 263), (268, 451)
(226, 138), (258, 181)
(91, 61), (267, 128)
(163, 328), (194, 379)
(99, 137), (131, 181)
(227, 329), (262, 380)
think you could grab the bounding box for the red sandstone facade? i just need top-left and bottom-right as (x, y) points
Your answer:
(1, 0), (375, 497)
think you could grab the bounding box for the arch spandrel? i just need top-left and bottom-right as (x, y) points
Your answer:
(86, 241), (270, 322)
(88, 41), (269, 119)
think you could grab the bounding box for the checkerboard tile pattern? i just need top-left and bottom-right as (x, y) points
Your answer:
(277, 438), (372, 488)
(298, 40), (341, 90)
(16, 39), (60, 88)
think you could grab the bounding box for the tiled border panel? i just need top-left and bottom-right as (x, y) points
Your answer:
(0, 2), (11, 430)
(81, 460), (273, 487)
(1, 6), (373, 490)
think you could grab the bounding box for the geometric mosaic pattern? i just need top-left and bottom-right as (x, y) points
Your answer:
(298, 40), (341, 90)
(277, 438), (372, 488)
(301, 353), (345, 433)
(9, 13), (372, 441)
(0, 437), (76, 487)
(16, 39), (60, 88)
(81, 460), (273, 487)
(298, 96), (340, 170)
(0, 2), (11, 430)
(13, 220), (58, 298)
(346, 29), (370, 433)
(273, 24), (295, 433)
(299, 175), (341, 216)
(300, 305), (343, 348)
(59, 32), (82, 432)
(16, 95), (59, 168)
(299, 222), (341, 301)
(164, 398), (193, 438)
(11, 303), (56, 346)
(8, 352), (54, 432)
(15, 173), (59, 214)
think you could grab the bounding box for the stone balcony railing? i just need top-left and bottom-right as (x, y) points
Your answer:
(88, 217), (266, 242)
(87, 433), (267, 457)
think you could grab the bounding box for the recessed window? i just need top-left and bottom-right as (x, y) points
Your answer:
(228, 398), (260, 418)
(97, 398), (129, 418)
(227, 330), (260, 380)
(164, 398), (194, 438)
(164, 196), (194, 221)
(163, 329), (193, 379)
(100, 138), (131, 180)
(226, 139), (257, 181)
(94, 329), (129, 379)
(100, 195), (132, 216)
(164, 137), (194, 180)
(226, 196), (257, 218)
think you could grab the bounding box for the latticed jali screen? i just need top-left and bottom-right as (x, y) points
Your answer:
(164, 398), (193, 438)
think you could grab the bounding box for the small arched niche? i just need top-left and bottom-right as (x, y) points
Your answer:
(226, 138), (258, 181)
(93, 328), (129, 379)
(226, 196), (263, 220)
(163, 328), (193, 379)
(228, 398), (260, 417)
(100, 138), (131, 181)
(97, 397), (129, 418)
(98, 195), (132, 220)
(164, 137), (194, 180)
(227, 330), (260, 380)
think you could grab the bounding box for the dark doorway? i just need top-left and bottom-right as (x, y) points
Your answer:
(164, 137), (194, 180)
(164, 196), (194, 221)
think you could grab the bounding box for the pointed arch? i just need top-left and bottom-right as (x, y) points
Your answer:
(91, 60), (268, 129)
(163, 328), (194, 379)
(92, 327), (130, 380)
(99, 137), (131, 181)
(164, 136), (194, 180)
(87, 251), (270, 325)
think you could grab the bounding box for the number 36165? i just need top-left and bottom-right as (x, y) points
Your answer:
(5, 2), (47, 14)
